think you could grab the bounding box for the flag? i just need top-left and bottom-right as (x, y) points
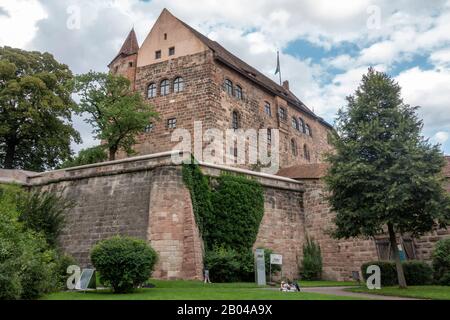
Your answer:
(275, 51), (280, 75)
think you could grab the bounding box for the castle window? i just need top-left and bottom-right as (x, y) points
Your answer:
(299, 118), (305, 133)
(167, 118), (177, 129)
(305, 124), (311, 137)
(304, 144), (311, 161)
(278, 107), (287, 121)
(232, 111), (239, 130)
(144, 123), (154, 133)
(169, 47), (175, 56)
(224, 79), (233, 96)
(174, 77), (184, 93)
(128, 62), (133, 67)
(264, 102), (272, 116)
(114, 66), (118, 73)
(235, 85), (243, 100)
(155, 50), (162, 59)
(161, 79), (170, 96)
(291, 139), (298, 156)
(164, 33), (168, 40)
(267, 128), (272, 144)
(292, 117), (299, 130)
(147, 83), (157, 98)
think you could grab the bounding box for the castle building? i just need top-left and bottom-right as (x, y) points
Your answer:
(108, 9), (333, 170)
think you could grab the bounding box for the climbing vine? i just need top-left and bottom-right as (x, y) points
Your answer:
(182, 160), (265, 282)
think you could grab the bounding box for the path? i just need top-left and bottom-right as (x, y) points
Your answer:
(300, 286), (421, 300)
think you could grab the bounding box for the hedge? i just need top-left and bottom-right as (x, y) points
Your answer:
(361, 260), (433, 286)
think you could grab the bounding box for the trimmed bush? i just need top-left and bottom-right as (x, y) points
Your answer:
(432, 238), (450, 285)
(204, 247), (253, 283)
(90, 236), (158, 293)
(300, 237), (322, 280)
(361, 261), (397, 286)
(403, 261), (433, 285)
(361, 260), (433, 286)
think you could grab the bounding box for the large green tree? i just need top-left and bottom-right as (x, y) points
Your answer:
(325, 68), (450, 288)
(0, 47), (80, 170)
(74, 72), (158, 161)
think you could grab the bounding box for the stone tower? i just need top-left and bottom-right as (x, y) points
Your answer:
(108, 28), (139, 90)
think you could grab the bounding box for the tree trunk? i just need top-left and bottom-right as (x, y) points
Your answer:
(109, 147), (117, 161)
(388, 223), (407, 289)
(3, 138), (17, 169)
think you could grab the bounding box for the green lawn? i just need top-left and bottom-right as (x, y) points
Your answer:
(42, 280), (360, 300)
(347, 285), (450, 300)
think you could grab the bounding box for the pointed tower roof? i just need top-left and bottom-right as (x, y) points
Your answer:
(108, 28), (139, 67)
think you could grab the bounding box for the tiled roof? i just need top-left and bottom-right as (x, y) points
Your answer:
(277, 163), (329, 179)
(108, 28), (139, 67)
(173, 13), (333, 129)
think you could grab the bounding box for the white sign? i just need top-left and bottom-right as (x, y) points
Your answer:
(270, 254), (282, 265)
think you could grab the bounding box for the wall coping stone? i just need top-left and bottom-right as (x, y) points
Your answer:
(0, 151), (304, 191)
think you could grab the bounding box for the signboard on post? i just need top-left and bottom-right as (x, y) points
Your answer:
(76, 269), (96, 290)
(270, 254), (282, 265)
(254, 249), (266, 286)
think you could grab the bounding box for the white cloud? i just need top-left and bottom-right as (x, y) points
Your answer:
(2, 0), (450, 154)
(432, 131), (449, 144)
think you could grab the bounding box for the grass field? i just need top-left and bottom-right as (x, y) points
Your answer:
(347, 285), (450, 300)
(42, 280), (360, 300)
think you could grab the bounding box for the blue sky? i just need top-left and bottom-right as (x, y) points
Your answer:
(1, 0), (449, 154)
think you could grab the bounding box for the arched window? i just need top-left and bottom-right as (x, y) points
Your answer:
(292, 117), (299, 130)
(264, 102), (272, 116)
(304, 144), (310, 161)
(224, 79), (233, 95)
(305, 124), (311, 136)
(232, 111), (239, 130)
(299, 118), (305, 133)
(160, 79), (170, 96)
(147, 83), (157, 98)
(267, 128), (272, 144)
(235, 85), (243, 100)
(291, 139), (298, 156)
(174, 77), (184, 93)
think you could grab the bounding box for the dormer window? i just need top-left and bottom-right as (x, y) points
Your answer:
(155, 50), (161, 59)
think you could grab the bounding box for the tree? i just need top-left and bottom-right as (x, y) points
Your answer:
(0, 46), (80, 171)
(59, 145), (107, 169)
(73, 72), (158, 161)
(325, 68), (450, 289)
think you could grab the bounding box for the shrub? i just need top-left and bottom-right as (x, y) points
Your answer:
(60, 145), (107, 169)
(90, 236), (158, 293)
(204, 247), (253, 283)
(361, 260), (433, 286)
(403, 261), (433, 285)
(432, 238), (450, 285)
(18, 189), (73, 247)
(300, 237), (322, 280)
(0, 185), (60, 299)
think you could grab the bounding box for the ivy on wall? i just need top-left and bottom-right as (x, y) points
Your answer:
(182, 160), (265, 282)
(182, 160), (264, 252)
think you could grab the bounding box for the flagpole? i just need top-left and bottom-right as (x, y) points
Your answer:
(276, 51), (282, 85)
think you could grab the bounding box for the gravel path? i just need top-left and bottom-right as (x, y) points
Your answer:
(300, 286), (421, 300)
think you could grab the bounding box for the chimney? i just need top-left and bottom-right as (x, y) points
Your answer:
(282, 80), (289, 90)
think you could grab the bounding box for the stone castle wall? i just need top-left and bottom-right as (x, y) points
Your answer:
(15, 152), (307, 280)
